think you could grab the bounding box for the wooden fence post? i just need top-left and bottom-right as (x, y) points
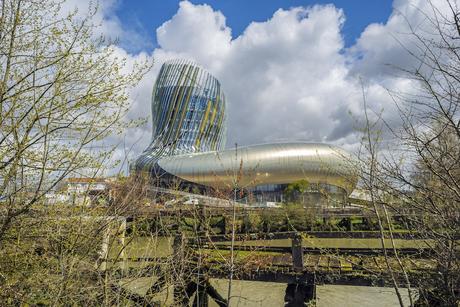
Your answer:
(173, 232), (188, 304)
(98, 225), (110, 271)
(118, 218), (127, 273)
(292, 232), (304, 272)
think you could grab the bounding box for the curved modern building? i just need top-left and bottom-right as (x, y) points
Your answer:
(135, 59), (226, 166)
(134, 59), (358, 205)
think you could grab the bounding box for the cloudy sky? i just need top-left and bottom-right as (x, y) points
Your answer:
(68, 0), (453, 172)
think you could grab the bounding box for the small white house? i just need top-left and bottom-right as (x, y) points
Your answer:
(63, 177), (109, 206)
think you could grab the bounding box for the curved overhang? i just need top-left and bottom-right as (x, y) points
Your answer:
(157, 142), (358, 195)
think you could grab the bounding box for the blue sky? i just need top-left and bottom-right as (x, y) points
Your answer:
(114, 0), (393, 53)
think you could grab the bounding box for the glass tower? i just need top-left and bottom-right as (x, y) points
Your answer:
(135, 59), (226, 170)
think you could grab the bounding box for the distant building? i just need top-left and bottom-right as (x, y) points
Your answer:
(133, 59), (358, 206)
(45, 177), (110, 206)
(44, 191), (70, 205)
(65, 177), (108, 195)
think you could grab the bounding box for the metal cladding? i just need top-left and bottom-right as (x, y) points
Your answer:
(134, 59), (358, 196)
(135, 59), (226, 169)
(157, 143), (357, 195)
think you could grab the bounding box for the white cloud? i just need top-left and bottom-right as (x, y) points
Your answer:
(156, 1), (231, 68)
(349, 0), (454, 80)
(78, 0), (455, 173)
(151, 2), (359, 147)
(62, 0), (153, 52)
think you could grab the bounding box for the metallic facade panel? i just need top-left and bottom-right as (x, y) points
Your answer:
(157, 142), (357, 194)
(137, 59), (226, 165)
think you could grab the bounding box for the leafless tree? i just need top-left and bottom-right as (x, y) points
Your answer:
(357, 1), (460, 305)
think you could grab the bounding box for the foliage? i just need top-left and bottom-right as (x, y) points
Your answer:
(0, 0), (151, 305)
(283, 179), (310, 202)
(0, 0), (151, 240)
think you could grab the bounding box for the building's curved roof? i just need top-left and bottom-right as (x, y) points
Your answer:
(157, 142), (358, 194)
